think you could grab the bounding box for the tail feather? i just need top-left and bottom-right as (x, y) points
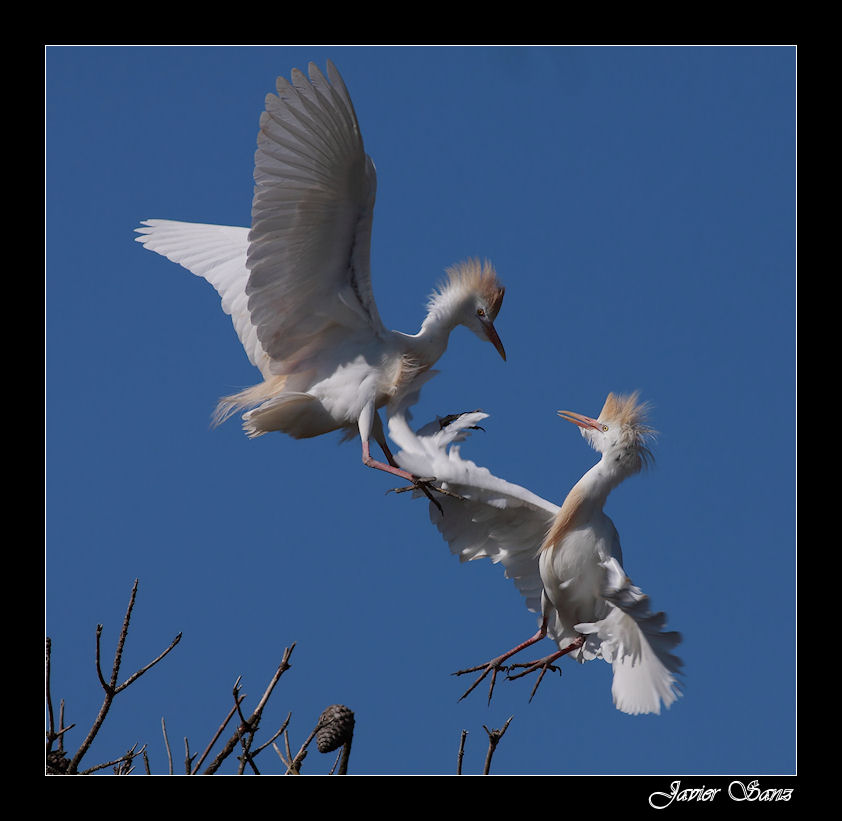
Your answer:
(575, 557), (683, 715)
(212, 374), (289, 430)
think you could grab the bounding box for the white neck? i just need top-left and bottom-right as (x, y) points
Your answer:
(403, 295), (465, 365)
(573, 454), (629, 511)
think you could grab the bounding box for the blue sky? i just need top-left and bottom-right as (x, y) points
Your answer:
(45, 45), (796, 777)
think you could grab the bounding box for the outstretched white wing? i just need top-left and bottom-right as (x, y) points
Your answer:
(247, 61), (386, 372)
(134, 221), (271, 370)
(136, 61), (386, 380)
(389, 410), (557, 614)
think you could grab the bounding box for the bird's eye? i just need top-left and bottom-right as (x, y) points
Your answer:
(476, 308), (486, 317)
(602, 425), (609, 432)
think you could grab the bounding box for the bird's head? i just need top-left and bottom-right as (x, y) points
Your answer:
(435, 258), (506, 360)
(558, 391), (656, 477)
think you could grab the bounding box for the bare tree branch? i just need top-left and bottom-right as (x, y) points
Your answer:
(162, 717), (173, 775)
(49, 590), (374, 776)
(81, 743), (147, 775)
(45, 638), (55, 751)
(482, 716), (514, 775)
(284, 728), (317, 775)
(184, 737), (196, 775)
(250, 713), (291, 758)
(115, 633), (182, 695)
(64, 581), (181, 774)
(337, 740), (352, 775)
(191, 694), (246, 774)
(457, 730), (468, 775)
(202, 644), (295, 774)
(45, 639), (77, 770)
(58, 701), (67, 753)
(272, 739), (291, 770)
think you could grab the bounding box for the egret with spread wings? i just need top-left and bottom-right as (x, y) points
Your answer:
(389, 392), (682, 716)
(136, 62), (505, 492)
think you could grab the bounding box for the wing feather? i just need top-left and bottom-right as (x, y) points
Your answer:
(247, 61), (385, 371)
(390, 410), (557, 614)
(134, 220), (271, 374)
(136, 62), (385, 379)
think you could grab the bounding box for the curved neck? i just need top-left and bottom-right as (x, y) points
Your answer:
(404, 302), (463, 365)
(543, 453), (632, 554)
(572, 455), (628, 511)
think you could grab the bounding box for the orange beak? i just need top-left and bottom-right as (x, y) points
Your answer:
(558, 409), (603, 431)
(482, 320), (506, 361)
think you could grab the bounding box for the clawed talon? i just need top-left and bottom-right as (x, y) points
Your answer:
(452, 626), (552, 704)
(388, 477), (435, 493)
(506, 636), (585, 701)
(414, 478), (443, 514)
(388, 479), (467, 505)
(386, 476), (447, 514)
(507, 657), (563, 702)
(452, 659), (510, 704)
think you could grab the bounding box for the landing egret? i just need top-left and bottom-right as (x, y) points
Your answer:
(389, 393), (682, 715)
(136, 62), (506, 492)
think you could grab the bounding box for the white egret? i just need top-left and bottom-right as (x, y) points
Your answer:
(135, 62), (505, 495)
(389, 392), (683, 715)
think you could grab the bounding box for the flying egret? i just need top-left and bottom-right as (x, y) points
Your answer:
(135, 62), (506, 495)
(389, 392), (683, 715)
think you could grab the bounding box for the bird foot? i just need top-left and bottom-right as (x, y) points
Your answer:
(505, 636), (585, 701)
(452, 657), (511, 705)
(506, 656), (563, 702)
(386, 477), (449, 514)
(387, 479), (466, 505)
(387, 477), (436, 493)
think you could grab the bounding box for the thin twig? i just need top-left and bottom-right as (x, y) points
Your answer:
(250, 713), (292, 758)
(58, 701), (66, 753)
(184, 737), (196, 775)
(95, 625), (109, 691)
(237, 733), (260, 775)
(233, 681), (262, 775)
(203, 644), (296, 774)
(191, 695), (246, 774)
(80, 743), (147, 775)
(328, 749), (341, 775)
(272, 740), (289, 768)
(114, 633), (182, 695)
(250, 645), (295, 717)
(45, 638), (55, 754)
(46, 716), (77, 752)
(232, 679), (252, 776)
(482, 716), (514, 775)
(275, 729), (304, 774)
(283, 730), (294, 768)
(337, 739), (352, 775)
(457, 730), (468, 775)
(284, 726), (319, 775)
(66, 580), (181, 774)
(162, 717), (173, 775)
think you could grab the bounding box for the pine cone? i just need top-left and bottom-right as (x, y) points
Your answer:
(316, 704), (355, 753)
